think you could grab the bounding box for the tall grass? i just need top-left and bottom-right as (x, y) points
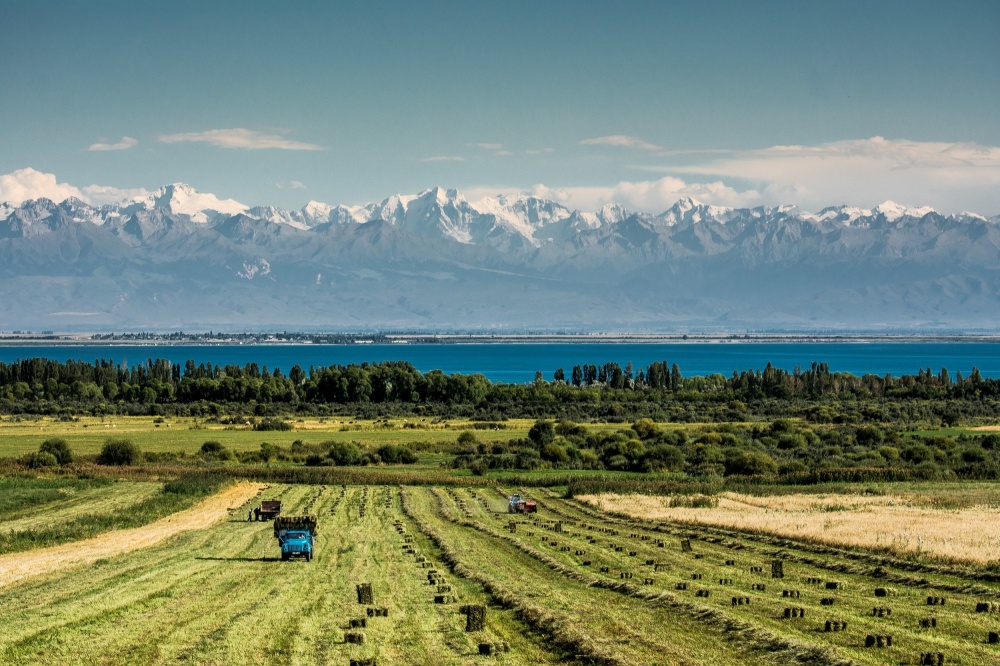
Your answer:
(0, 475), (113, 516)
(0, 472), (228, 555)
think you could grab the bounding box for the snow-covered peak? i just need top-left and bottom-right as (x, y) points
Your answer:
(596, 203), (630, 225)
(674, 196), (703, 211)
(659, 197), (734, 225)
(302, 200), (334, 221)
(874, 200), (936, 221)
(810, 201), (937, 225)
(120, 183), (248, 223)
(471, 193), (572, 240)
(245, 205), (309, 229)
(957, 211), (988, 222)
(414, 186), (465, 209)
(812, 205), (873, 224)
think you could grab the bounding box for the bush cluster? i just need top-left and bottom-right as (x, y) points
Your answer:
(453, 418), (1000, 480)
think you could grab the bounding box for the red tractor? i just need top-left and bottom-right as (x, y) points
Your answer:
(508, 494), (538, 514)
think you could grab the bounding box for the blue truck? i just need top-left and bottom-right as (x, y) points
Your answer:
(274, 515), (317, 562)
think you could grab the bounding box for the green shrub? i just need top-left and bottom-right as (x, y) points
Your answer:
(327, 441), (363, 466)
(259, 442), (279, 462)
(39, 438), (73, 465)
(97, 438), (142, 466)
(375, 444), (419, 464)
(528, 420), (555, 447)
(724, 449), (778, 476)
(200, 441), (224, 454)
(631, 418), (661, 440)
(198, 440), (233, 461)
(456, 431), (478, 447)
(981, 434), (1000, 450)
(23, 451), (59, 469)
(253, 418), (293, 431)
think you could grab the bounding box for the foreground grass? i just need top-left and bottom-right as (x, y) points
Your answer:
(0, 484), (571, 666)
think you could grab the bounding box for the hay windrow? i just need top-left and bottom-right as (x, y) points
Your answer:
(398, 487), (621, 666)
(428, 488), (851, 666)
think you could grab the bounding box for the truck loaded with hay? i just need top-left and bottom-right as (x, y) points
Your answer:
(274, 515), (317, 561)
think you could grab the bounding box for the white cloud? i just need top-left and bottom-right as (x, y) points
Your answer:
(419, 155), (465, 162)
(0, 168), (85, 204)
(276, 180), (307, 190)
(659, 137), (1000, 214)
(80, 184), (149, 206)
(88, 136), (138, 151)
(526, 176), (759, 213)
(158, 128), (324, 151)
(525, 147), (555, 155)
(467, 143), (514, 156)
(0, 168), (148, 206)
(580, 134), (662, 151)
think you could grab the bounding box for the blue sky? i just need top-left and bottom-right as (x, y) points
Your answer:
(2, 0), (999, 213)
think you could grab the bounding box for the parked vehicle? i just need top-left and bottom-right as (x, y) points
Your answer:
(274, 515), (317, 561)
(257, 500), (282, 520)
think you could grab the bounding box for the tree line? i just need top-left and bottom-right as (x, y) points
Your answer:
(1, 357), (999, 424)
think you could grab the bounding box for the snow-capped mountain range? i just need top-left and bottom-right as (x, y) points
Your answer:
(1, 183), (999, 331)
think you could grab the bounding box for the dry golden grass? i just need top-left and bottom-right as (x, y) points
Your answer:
(580, 491), (1000, 565)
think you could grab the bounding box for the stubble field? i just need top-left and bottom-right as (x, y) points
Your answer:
(582, 489), (1000, 565)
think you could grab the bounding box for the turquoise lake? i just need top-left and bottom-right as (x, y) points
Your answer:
(1, 342), (999, 383)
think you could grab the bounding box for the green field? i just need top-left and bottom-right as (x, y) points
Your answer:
(0, 415), (678, 458)
(0, 416), (473, 456)
(2, 480), (1000, 664)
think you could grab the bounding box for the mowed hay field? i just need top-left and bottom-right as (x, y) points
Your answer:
(5, 484), (1000, 664)
(582, 489), (1000, 565)
(0, 484), (566, 666)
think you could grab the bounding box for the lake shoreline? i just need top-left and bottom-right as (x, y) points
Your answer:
(3, 333), (1000, 346)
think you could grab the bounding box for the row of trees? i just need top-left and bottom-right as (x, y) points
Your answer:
(2, 358), (999, 423)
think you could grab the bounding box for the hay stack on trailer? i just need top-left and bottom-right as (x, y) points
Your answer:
(273, 515), (318, 537)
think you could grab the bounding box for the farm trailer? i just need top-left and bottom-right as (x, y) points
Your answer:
(256, 500), (282, 521)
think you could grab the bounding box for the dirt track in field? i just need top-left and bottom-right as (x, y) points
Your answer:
(0, 481), (263, 588)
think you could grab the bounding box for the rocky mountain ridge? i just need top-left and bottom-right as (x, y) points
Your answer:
(1, 185), (999, 331)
